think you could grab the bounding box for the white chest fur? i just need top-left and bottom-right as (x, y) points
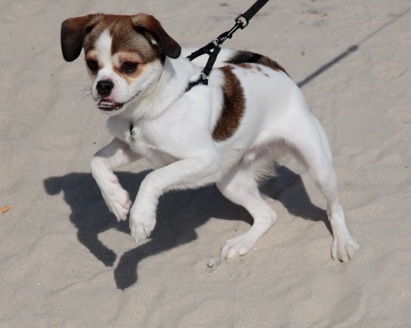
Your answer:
(107, 116), (178, 167)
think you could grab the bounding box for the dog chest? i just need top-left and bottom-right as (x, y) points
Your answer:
(129, 124), (179, 167)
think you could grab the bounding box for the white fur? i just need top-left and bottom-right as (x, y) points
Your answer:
(89, 29), (359, 261)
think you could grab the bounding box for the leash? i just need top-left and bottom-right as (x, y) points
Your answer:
(185, 0), (270, 91)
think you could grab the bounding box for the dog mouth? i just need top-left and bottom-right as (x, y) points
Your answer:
(97, 99), (124, 112)
(96, 92), (140, 112)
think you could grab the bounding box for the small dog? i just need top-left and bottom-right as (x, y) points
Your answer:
(61, 13), (359, 261)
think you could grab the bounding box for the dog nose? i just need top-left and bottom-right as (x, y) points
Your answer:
(96, 80), (114, 98)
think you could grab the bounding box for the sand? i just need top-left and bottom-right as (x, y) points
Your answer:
(1, 0), (410, 327)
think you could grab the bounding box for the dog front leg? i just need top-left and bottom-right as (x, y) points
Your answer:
(90, 138), (140, 221)
(129, 153), (221, 244)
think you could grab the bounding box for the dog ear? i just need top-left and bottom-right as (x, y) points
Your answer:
(61, 15), (99, 62)
(132, 14), (181, 59)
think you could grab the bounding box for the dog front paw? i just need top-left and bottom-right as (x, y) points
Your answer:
(101, 186), (131, 221)
(331, 235), (359, 262)
(129, 207), (156, 244)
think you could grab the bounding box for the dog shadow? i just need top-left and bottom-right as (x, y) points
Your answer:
(43, 164), (328, 289)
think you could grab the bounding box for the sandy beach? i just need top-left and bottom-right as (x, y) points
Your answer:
(1, 0), (410, 326)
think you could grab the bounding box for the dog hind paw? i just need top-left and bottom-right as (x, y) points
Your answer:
(221, 234), (256, 259)
(331, 236), (359, 262)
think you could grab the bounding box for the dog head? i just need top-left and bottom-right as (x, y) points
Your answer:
(61, 14), (181, 114)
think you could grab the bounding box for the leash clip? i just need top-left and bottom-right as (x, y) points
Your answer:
(186, 0), (270, 91)
(235, 14), (249, 29)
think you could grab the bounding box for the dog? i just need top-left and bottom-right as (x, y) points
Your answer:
(60, 13), (359, 261)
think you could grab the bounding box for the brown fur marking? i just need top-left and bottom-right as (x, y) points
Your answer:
(226, 51), (288, 75)
(62, 13), (179, 63)
(80, 15), (159, 63)
(257, 55), (287, 74)
(212, 66), (245, 141)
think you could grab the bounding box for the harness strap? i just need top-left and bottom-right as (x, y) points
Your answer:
(185, 47), (221, 91)
(185, 0), (270, 91)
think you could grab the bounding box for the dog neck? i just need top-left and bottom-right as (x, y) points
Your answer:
(120, 55), (201, 121)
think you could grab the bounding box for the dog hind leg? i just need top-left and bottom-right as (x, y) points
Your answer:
(217, 160), (277, 259)
(287, 115), (359, 261)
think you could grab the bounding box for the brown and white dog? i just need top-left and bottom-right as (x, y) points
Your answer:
(61, 13), (359, 261)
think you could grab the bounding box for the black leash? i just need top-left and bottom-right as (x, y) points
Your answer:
(185, 0), (270, 91)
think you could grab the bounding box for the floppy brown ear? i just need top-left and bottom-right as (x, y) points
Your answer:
(61, 15), (98, 62)
(132, 14), (181, 59)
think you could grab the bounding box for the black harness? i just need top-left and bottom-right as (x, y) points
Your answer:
(185, 0), (270, 92)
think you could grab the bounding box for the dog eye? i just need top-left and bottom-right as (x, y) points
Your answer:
(121, 62), (138, 74)
(86, 59), (99, 72)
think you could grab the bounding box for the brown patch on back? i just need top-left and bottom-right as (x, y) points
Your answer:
(237, 63), (252, 69)
(226, 50), (288, 75)
(257, 55), (287, 74)
(212, 66), (245, 141)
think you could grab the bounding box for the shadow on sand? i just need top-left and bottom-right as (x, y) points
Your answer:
(297, 7), (411, 88)
(44, 165), (328, 290)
